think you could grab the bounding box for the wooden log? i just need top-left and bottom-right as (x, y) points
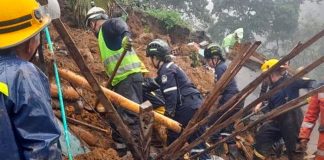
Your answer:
(50, 83), (80, 100)
(162, 29), (324, 159)
(69, 124), (99, 147)
(52, 19), (141, 159)
(58, 68), (182, 133)
(190, 85), (323, 159)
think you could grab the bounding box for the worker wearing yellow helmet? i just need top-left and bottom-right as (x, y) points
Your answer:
(0, 0), (61, 159)
(254, 58), (315, 160)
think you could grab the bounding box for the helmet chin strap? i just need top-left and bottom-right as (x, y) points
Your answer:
(212, 57), (220, 67)
(151, 57), (162, 69)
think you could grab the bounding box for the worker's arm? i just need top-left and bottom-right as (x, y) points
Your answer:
(101, 18), (131, 51)
(112, 18), (131, 38)
(214, 63), (226, 81)
(13, 65), (61, 159)
(158, 67), (178, 117)
(294, 78), (316, 90)
(299, 95), (320, 140)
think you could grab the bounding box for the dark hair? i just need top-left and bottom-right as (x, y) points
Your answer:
(0, 48), (13, 54)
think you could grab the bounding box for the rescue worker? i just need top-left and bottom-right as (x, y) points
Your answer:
(222, 28), (244, 53)
(253, 59), (315, 160)
(203, 43), (243, 157)
(146, 39), (211, 159)
(85, 6), (144, 154)
(0, 0), (61, 159)
(299, 81), (324, 159)
(203, 43), (242, 129)
(255, 60), (290, 113)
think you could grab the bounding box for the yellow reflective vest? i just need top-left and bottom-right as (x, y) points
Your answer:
(98, 28), (142, 86)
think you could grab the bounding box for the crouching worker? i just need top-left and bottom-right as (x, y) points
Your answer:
(0, 0), (61, 159)
(146, 39), (211, 159)
(253, 59), (315, 160)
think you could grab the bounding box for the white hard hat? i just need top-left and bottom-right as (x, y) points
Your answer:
(85, 7), (108, 27)
(234, 28), (244, 39)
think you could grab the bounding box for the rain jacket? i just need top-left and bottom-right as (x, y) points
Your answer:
(0, 50), (61, 160)
(299, 83), (324, 159)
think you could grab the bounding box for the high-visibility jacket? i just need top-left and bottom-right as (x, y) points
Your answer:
(299, 91), (324, 159)
(98, 28), (142, 86)
(222, 33), (240, 53)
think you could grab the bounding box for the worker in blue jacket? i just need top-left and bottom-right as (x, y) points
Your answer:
(0, 0), (61, 159)
(203, 43), (243, 138)
(146, 39), (211, 159)
(253, 59), (315, 160)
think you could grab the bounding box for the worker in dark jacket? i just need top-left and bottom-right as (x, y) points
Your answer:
(253, 59), (315, 160)
(146, 39), (211, 159)
(203, 43), (242, 137)
(0, 0), (61, 159)
(85, 6), (145, 154)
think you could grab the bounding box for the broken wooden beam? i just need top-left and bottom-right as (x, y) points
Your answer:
(50, 83), (80, 100)
(191, 85), (323, 159)
(52, 19), (141, 159)
(58, 68), (182, 133)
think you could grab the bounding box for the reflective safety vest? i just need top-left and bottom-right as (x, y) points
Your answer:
(0, 82), (8, 96)
(98, 28), (142, 86)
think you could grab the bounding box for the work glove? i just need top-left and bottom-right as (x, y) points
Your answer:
(165, 109), (176, 118)
(122, 36), (132, 51)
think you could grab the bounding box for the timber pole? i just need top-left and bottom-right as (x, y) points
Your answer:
(191, 86), (324, 159)
(51, 19), (142, 159)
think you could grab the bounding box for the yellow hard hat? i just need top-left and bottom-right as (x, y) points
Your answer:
(261, 59), (280, 72)
(0, 0), (51, 49)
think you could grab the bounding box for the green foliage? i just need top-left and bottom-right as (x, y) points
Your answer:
(67, 0), (114, 27)
(143, 25), (150, 33)
(146, 9), (190, 30)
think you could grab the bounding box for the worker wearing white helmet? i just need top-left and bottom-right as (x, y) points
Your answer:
(85, 5), (145, 156)
(222, 28), (244, 53)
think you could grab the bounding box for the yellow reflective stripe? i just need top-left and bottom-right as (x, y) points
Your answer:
(0, 82), (9, 96)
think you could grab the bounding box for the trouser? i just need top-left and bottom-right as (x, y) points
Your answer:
(167, 94), (211, 160)
(209, 92), (244, 142)
(254, 109), (303, 160)
(111, 73), (143, 149)
(316, 132), (324, 160)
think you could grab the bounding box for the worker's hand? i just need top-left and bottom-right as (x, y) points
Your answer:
(122, 36), (132, 51)
(254, 102), (263, 113)
(165, 110), (175, 118)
